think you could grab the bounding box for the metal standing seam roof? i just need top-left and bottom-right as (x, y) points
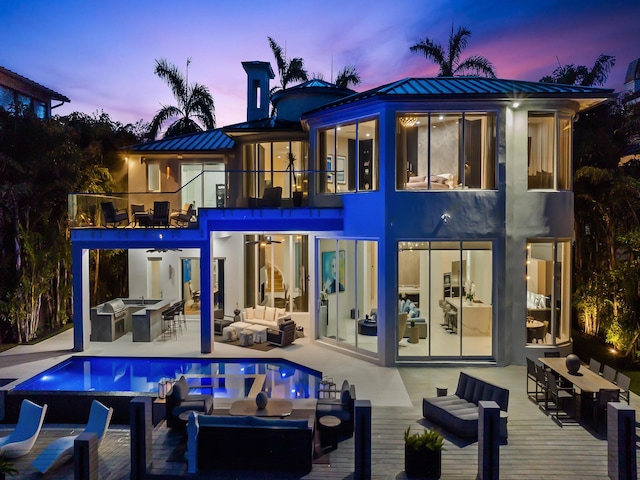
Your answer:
(126, 128), (235, 153)
(305, 77), (615, 113)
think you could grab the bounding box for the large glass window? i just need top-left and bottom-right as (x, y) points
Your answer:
(244, 140), (308, 199)
(318, 238), (378, 354)
(244, 234), (308, 313)
(318, 118), (378, 194)
(397, 112), (496, 190)
(526, 240), (571, 345)
(528, 112), (572, 190)
(181, 162), (225, 208)
(398, 241), (493, 359)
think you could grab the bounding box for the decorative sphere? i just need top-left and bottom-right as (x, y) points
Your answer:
(256, 392), (269, 409)
(565, 354), (581, 374)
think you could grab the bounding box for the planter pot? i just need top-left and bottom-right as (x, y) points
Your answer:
(405, 445), (441, 479)
(292, 191), (303, 207)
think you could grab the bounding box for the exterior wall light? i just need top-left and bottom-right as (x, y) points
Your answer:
(512, 101), (520, 108)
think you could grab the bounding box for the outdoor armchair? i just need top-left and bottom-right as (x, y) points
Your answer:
(151, 201), (170, 226)
(101, 201), (128, 227)
(172, 203), (195, 227)
(166, 375), (213, 429)
(267, 319), (296, 347)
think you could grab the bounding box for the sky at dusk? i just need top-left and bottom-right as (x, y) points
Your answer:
(2, 0), (639, 129)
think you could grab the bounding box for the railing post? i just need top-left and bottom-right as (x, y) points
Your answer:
(477, 400), (500, 480)
(74, 432), (98, 480)
(354, 399), (371, 480)
(130, 397), (152, 480)
(607, 402), (637, 480)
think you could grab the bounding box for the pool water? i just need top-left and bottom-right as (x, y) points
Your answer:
(14, 356), (322, 399)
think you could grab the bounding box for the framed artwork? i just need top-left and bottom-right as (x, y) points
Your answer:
(321, 250), (345, 294)
(336, 155), (346, 184)
(326, 155), (333, 182)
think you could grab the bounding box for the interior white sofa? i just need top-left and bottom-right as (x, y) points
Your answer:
(241, 305), (288, 328)
(405, 173), (455, 190)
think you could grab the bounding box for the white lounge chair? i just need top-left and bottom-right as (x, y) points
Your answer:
(32, 400), (113, 474)
(0, 399), (48, 459)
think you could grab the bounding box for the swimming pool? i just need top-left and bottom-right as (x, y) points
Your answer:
(5, 356), (323, 424)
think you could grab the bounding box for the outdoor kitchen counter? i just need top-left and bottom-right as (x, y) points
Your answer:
(132, 298), (173, 342)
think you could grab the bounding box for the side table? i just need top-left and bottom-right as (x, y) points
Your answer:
(407, 325), (420, 344)
(318, 414), (341, 450)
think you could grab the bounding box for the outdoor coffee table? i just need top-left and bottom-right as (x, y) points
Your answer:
(318, 415), (341, 449)
(228, 398), (293, 417)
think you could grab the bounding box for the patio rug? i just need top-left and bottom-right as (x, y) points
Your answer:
(214, 335), (276, 352)
(167, 443), (187, 463)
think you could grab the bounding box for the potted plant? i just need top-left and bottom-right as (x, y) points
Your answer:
(404, 426), (445, 479)
(0, 454), (17, 480)
(286, 152), (303, 206)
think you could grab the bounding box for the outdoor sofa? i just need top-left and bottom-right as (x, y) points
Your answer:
(422, 372), (509, 439)
(186, 413), (315, 474)
(166, 376), (213, 429)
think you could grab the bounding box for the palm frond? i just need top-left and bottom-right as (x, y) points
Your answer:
(165, 117), (202, 138)
(335, 65), (361, 88)
(410, 39), (447, 75)
(284, 57), (308, 88)
(455, 55), (496, 78)
(267, 36), (287, 81)
(448, 26), (471, 74)
(154, 59), (187, 108)
(148, 105), (182, 140)
(586, 54), (616, 86)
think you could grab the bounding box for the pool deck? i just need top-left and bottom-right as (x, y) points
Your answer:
(1, 317), (639, 478)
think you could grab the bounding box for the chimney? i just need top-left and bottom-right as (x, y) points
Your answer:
(242, 61), (275, 122)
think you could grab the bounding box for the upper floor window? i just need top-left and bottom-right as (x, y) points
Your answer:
(528, 112), (572, 190)
(318, 118), (378, 194)
(244, 140), (308, 199)
(396, 112), (496, 190)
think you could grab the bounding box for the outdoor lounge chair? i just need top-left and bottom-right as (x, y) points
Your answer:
(32, 399), (113, 474)
(0, 399), (48, 459)
(101, 201), (129, 227)
(172, 203), (195, 227)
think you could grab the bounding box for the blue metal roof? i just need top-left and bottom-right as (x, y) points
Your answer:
(126, 128), (235, 153)
(306, 77), (614, 113)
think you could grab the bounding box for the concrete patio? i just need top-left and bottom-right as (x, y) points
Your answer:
(1, 318), (638, 479)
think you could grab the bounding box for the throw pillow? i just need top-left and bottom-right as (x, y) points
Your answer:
(408, 175), (426, 183)
(276, 307), (286, 318)
(265, 306), (276, 322)
(254, 304), (266, 319)
(245, 307), (255, 320)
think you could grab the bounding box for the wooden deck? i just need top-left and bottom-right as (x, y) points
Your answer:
(5, 364), (636, 479)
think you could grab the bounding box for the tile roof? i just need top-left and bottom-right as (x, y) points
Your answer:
(126, 128), (234, 153)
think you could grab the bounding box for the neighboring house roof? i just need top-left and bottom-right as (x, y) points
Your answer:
(305, 77), (614, 114)
(625, 58), (640, 84)
(0, 66), (70, 103)
(125, 128), (234, 153)
(271, 78), (354, 101)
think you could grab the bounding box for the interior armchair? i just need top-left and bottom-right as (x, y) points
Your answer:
(267, 318), (296, 347)
(166, 376), (213, 429)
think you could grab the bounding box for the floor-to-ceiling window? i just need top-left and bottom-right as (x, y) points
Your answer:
(526, 240), (571, 344)
(398, 241), (493, 359)
(528, 112), (572, 190)
(181, 162), (225, 208)
(243, 234), (308, 313)
(396, 112), (497, 190)
(318, 238), (378, 354)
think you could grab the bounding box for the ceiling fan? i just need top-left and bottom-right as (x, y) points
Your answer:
(244, 235), (282, 246)
(146, 248), (182, 253)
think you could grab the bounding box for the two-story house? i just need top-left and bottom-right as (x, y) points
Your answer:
(0, 66), (69, 118)
(69, 60), (612, 367)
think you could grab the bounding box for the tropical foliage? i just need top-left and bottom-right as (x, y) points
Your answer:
(550, 54), (640, 362)
(540, 54), (615, 86)
(410, 24), (496, 78)
(0, 108), (141, 344)
(334, 65), (361, 88)
(267, 37), (309, 92)
(404, 426), (445, 451)
(148, 58), (216, 140)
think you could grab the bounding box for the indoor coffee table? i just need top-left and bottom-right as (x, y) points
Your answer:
(228, 398), (293, 417)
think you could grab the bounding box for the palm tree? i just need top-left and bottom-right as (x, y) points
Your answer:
(267, 37), (308, 92)
(335, 65), (361, 88)
(148, 58), (215, 140)
(410, 24), (496, 78)
(539, 54), (615, 86)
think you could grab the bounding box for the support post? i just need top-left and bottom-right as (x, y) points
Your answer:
(354, 399), (371, 480)
(477, 400), (500, 480)
(130, 397), (152, 480)
(74, 432), (98, 480)
(607, 402), (637, 480)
